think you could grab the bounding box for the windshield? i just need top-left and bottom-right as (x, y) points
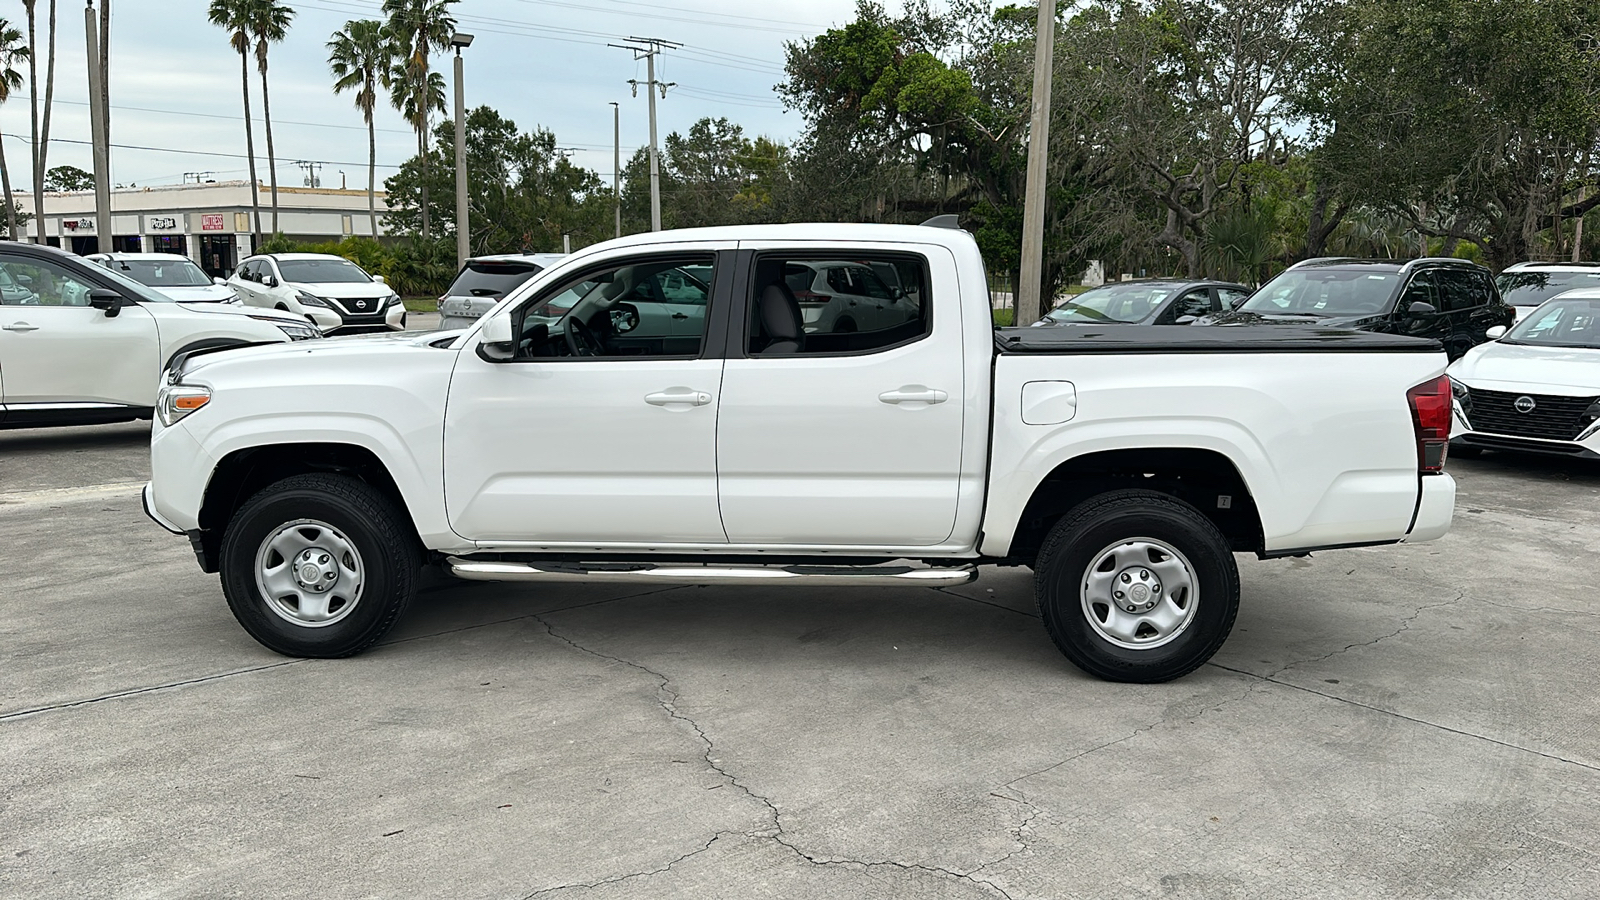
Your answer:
(1044, 283), (1177, 323)
(1497, 270), (1600, 307)
(277, 258), (372, 284)
(1503, 296), (1600, 349)
(109, 258), (211, 288)
(446, 261), (544, 299)
(1241, 269), (1397, 317)
(90, 262), (179, 304)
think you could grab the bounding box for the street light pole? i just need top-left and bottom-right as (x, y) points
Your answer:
(611, 101), (621, 239)
(451, 32), (475, 270)
(1016, 0), (1056, 326)
(85, 2), (112, 252)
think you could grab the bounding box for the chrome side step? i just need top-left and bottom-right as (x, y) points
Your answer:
(446, 558), (979, 587)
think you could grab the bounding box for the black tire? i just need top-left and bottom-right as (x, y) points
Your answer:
(833, 317), (857, 333)
(1034, 490), (1240, 683)
(219, 473), (420, 658)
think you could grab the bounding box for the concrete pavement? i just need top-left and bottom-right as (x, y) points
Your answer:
(1, 426), (1597, 899)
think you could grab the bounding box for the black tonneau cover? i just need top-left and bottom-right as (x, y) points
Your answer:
(995, 325), (1442, 354)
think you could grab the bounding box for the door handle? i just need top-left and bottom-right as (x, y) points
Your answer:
(879, 386), (948, 405)
(645, 389), (712, 408)
(671, 312), (688, 320)
(2, 322), (38, 333)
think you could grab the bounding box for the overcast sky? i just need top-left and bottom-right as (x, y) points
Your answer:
(2, 0), (869, 191)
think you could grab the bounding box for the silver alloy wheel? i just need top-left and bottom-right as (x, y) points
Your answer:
(254, 519), (364, 628)
(1080, 537), (1199, 650)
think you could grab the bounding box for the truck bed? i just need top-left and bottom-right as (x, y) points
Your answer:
(995, 325), (1443, 354)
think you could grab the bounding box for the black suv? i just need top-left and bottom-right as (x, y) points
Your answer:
(1199, 258), (1514, 359)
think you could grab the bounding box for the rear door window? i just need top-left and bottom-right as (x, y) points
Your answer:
(1436, 270), (1491, 312)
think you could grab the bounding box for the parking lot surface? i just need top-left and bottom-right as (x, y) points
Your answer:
(2, 424), (1598, 899)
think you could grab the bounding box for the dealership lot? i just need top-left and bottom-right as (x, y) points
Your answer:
(2, 423), (1598, 899)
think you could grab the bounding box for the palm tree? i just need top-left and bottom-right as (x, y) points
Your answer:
(208, 0), (262, 244)
(328, 19), (393, 238)
(23, 0), (58, 244)
(0, 20), (31, 239)
(248, 1), (294, 234)
(383, 0), (457, 240)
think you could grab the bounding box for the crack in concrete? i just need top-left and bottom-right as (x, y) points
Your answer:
(1269, 590), (1466, 678)
(1204, 661), (1600, 775)
(531, 614), (1027, 900)
(0, 586), (680, 725)
(520, 832), (725, 899)
(933, 586), (1041, 619)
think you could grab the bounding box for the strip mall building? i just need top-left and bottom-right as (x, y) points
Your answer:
(16, 180), (390, 276)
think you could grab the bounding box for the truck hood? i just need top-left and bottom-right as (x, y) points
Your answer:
(1447, 340), (1600, 395)
(152, 283), (238, 303)
(176, 328), (447, 377)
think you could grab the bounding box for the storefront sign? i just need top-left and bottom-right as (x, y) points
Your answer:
(201, 213), (226, 232)
(61, 217), (96, 233)
(148, 216), (179, 231)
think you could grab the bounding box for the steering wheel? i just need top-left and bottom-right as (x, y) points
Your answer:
(564, 315), (605, 357)
(609, 302), (641, 334)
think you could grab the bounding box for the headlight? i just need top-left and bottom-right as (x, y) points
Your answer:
(248, 315), (322, 341)
(1450, 378), (1472, 420)
(157, 384), (211, 427)
(385, 292), (403, 308)
(295, 290), (331, 308)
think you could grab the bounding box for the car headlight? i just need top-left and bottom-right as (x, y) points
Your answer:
(385, 292), (403, 309)
(295, 290), (331, 308)
(157, 384), (212, 427)
(1450, 378), (1472, 419)
(249, 315), (322, 341)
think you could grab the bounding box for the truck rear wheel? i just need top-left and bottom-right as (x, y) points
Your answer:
(1034, 490), (1239, 683)
(219, 473), (419, 658)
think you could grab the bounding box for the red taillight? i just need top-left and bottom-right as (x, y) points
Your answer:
(1407, 374), (1452, 474)
(794, 290), (826, 303)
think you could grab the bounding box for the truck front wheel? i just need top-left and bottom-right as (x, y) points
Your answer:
(219, 473), (420, 658)
(1034, 490), (1239, 683)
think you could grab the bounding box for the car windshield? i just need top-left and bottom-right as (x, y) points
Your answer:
(446, 261), (544, 299)
(1044, 283), (1177, 323)
(277, 258), (371, 284)
(88, 261), (179, 304)
(1496, 270), (1600, 307)
(1502, 296), (1600, 349)
(109, 258), (211, 287)
(1241, 269), (1397, 317)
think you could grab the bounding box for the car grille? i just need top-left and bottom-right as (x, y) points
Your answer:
(329, 296), (385, 317)
(1464, 388), (1597, 440)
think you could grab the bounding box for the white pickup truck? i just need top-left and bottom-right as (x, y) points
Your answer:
(144, 224), (1457, 682)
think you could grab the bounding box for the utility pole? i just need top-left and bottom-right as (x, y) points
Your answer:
(1016, 0), (1056, 326)
(451, 33), (474, 269)
(610, 101), (621, 239)
(84, 1), (112, 252)
(293, 160), (323, 188)
(612, 37), (678, 232)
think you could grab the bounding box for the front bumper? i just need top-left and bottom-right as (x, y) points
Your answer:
(1450, 405), (1600, 459)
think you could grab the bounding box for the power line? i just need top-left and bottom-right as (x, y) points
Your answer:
(3, 133), (405, 171)
(49, 97), (418, 136)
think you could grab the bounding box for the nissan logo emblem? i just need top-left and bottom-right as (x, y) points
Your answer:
(1514, 396), (1537, 414)
(355, 300), (368, 310)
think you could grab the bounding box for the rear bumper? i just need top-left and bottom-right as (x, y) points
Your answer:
(1404, 474), (1455, 543)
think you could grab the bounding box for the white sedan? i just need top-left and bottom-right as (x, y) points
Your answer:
(1448, 289), (1600, 458)
(229, 252), (405, 334)
(84, 252), (239, 303)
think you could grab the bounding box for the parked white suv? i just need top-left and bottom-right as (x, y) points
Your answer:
(785, 259), (921, 333)
(1496, 261), (1600, 322)
(85, 252), (239, 304)
(0, 242), (317, 430)
(229, 253), (404, 334)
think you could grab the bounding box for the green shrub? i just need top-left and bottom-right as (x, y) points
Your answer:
(992, 308), (1015, 327)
